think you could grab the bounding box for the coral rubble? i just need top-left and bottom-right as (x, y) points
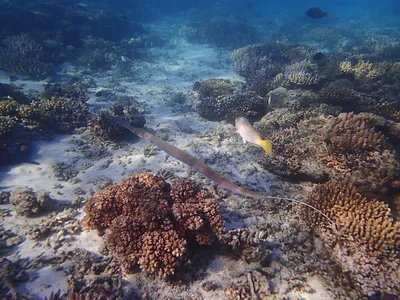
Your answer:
(10, 187), (54, 217)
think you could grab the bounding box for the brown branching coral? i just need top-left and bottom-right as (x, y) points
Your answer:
(255, 110), (399, 193)
(196, 79), (266, 122)
(300, 181), (400, 298)
(171, 178), (225, 245)
(83, 173), (225, 277)
(284, 60), (320, 87)
(339, 60), (386, 84)
(319, 84), (360, 107)
(329, 112), (385, 152)
(0, 33), (51, 77)
(324, 113), (399, 192)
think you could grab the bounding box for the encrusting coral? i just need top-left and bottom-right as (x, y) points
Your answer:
(300, 181), (400, 298)
(82, 172), (224, 277)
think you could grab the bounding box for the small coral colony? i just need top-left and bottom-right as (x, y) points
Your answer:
(1, 1), (399, 299)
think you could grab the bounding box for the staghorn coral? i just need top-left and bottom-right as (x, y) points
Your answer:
(41, 83), (88, 103)
(0, 33), (51, 77)
(28, 97), (89, 133)
(83, 172), (224, 277)
(138, 230), (187, 277)
(319, 82), (360, 108)
(339, 59), (386, 85)
(232, 42), (320, 95)
(283, 60), (320, 87)
(329, 112), (385, 153)
(0, 116), (16, 137)
(197, 78), (234, 99)
(231, 43), (286, 85)
(196, 79), (267, 122)
(77, 36), (125, 71)
(300, 182), (400, 298)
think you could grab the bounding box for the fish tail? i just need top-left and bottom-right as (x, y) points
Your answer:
(259, 139), (272, 156)
(323, 11), (328, 17)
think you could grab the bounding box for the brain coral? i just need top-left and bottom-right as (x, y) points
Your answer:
(300, 181), (400, 298)
(83, 173), (224, 277)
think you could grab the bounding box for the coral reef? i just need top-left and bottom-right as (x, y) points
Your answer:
(196, 79), (267, 122)
(88, 98), (146, 139)
(0, 33), (52, 78)
(283, 60), (320, 87)
(300, 182), (400, 298)
(323, 112), (399, 193)
(0, 83), (91, 165)
(255, 109), (399, 193)
(0, 83), (30, 105)
(319, 80), (360, 108)
(83, 173), (224, 277)
(0, 0), (145, 77)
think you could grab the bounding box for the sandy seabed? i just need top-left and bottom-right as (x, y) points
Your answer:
(0, 32), (337, 299)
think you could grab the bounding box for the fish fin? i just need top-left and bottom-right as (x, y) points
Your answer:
(242, 138), (247, 144)
(259, 139), (272, 156)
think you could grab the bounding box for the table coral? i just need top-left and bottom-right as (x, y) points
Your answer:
(83, 173), (225, 277)
(300, 181), (400, 298)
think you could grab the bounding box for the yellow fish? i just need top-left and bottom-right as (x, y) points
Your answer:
(235, 117), (272, 156)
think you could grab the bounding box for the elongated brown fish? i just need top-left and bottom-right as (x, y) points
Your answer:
(235, 117), (272, 156)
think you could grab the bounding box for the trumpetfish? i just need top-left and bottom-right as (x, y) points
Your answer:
(103, 113), (337, 231)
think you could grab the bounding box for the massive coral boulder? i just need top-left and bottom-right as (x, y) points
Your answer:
(82, 173), (225, 277)
(300, 182), (400, 298)
(196, 78), (267, 122)
(231, 42), (338, 96)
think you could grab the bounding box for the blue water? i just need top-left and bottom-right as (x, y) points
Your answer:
(1, 1), (400, 299)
